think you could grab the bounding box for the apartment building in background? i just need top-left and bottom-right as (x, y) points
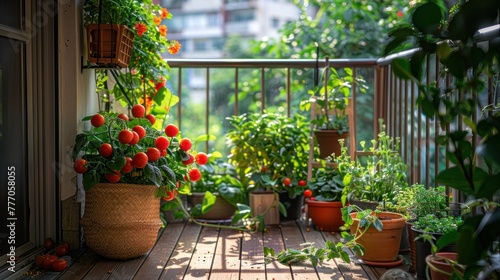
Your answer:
(161, 0), (300, 58)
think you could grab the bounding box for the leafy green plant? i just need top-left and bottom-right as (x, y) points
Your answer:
(226, 112), (310, 198)
(413, 215), (463, 235)
(336, 119), (408, 205)
(300, 67), (366, 133)
(305, 167), (344, 201)
(381, 183), (421, 220)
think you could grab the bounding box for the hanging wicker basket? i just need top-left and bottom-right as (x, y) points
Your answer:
(86, 23), (134, 68)
(81, 183), (162, 260)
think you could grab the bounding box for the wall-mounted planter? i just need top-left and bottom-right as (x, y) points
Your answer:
(86, 23), (134, 68)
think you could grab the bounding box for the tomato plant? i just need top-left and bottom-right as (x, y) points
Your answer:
(117, 113), (129, 121)
(54, 245), (68, 257)
(298, 180), (307, 187)
(43, 255), (58, 270)
(161, 190), (177, 201)
(105, 170), (121, 183)
(195, 153), (208, 165)
(129, 131), (140, 145)
(283, 177), (291, 186)
(182, 154), (194, 165)
(304, 189), (313, 198)
(121, 157), (133, 173)
(43, 238), (54, 250)
(189, 168), (201, 181)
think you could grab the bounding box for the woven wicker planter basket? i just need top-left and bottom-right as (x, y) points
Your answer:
(81, 183), (162, 260)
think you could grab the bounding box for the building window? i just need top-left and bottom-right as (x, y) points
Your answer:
(193, 39), (207, 51)
(227, 10), (254, 22)
(271, 18), (280, 28)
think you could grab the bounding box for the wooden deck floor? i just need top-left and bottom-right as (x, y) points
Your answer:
(19, 220), (411, 280)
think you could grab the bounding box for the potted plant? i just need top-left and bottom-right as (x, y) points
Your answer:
(187, 151), (247, 221)
(385, 1), (500, 278)
(300, 57), (366, 158)
(226, 112), (311, 224)
(303, 166), (346, 231)
(335, 119), (409, 210)
(71, 107), (205, 259)
(412, 215), (463, 280)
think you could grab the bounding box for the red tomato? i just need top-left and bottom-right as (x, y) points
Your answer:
(188, 168), (202, 182)
(155, 136), (169, 150)
(132, 125), (146, 139)
(118, 129), (134, 144)
(131, 104), (145, 118)
(179, 138), (192, 151)
(117, 113), (129, 121)
(121, 157), (133, 173)
(182, 154), (195, 165)
(304, 189), (313, 198)
(54, 245), (68, 257)
(132, 152), (148, 168)
(261, 166), (267, 172)
(195, 153), (208, 165)
(43, 255), (58, 270)
(145, 114), (156, 125)
(164, 124), (179, 137)
(146, 147), (161, 162)
(105, 170), (121, 183)
(283, 177), (292, 186)
(298, 180), (307, 187)
(43, 238), (55, 250)
(90, 113), (105, 127)
(160, 149), (167, 157)
(73, 159), (88, 174)
(99, 143), (113, 158)
(51, 259), (67, 272)
(161, 190), (178, 202)
(129, 131), (140, 145)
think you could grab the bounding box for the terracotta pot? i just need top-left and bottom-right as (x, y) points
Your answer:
(188, 192), (236, 221)
(426, 252), (459, 280)
(349, 212), (406, 262)
(314, 130), (349, 158)
(306, 199), (344, 231)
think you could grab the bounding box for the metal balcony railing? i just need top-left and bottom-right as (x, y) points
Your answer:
(165, 53), (496, 189)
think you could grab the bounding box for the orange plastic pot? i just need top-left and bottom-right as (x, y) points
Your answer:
(350, 212), (406, 262)
(306, 199), (344, 231)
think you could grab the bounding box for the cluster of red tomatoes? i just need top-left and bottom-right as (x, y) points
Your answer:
(73, 105), (209, 201)
(35, 238), (70, 272)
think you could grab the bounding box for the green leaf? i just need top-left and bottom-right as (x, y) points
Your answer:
(278, 201), (287, 217)
(83, 170), (99, 191)
(412, 2), (443, 35)
(436, 166), (488, 196)
(218, 183), (246, 206)
(476, 134), (500, 166)
(144, 164), (162, 188)
(391, 58), (413, 80)
(106, 156), (126, 171)
(72, 134), (88, 161)
(201, 191), (217, 214)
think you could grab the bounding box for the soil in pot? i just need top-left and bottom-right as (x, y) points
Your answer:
(350, 212), (406, 264)
(306, 198), (344, 231)
(412, 228), (457, 280)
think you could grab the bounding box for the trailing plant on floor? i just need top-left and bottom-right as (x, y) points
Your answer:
(264, 206), (383, 266)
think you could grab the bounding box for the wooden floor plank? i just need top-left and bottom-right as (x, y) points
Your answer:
(81, 257), (121, 280)
(297, 221), (344, 279)
(57, 249), (100, 280)
(239, 229), (266, 280)
(133, 223), (185, 280)
(321, 231), (378, 280)
(159, 222), (202, 280)
(263, 225), (293, 280)
(280, 221), (319, 280)
(207, 228), (242, 280)
(183, 226), (220, 280)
